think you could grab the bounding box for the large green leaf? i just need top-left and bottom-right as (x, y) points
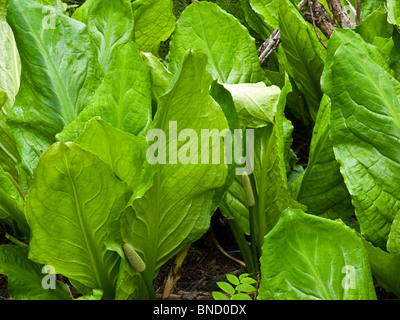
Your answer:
(291, 95), (353, 221)
(87, 0), (134, 73)
(252, 76), (305, 250)
(168, 1), (265, 84)
(221, 82), (281, 128)
(329, 42), (400, 249)
(57, 41), (152, 142)
(278, 0), (325, 121)
(26, 142), (131, 300)
(132, 0), (175, 55)
(0, 245), (71, 300)
(0, 0), (20, 177)
(75, 118), (154, 197)
(6, 0), (101, 176)
(322, 29), (393, 97)
(121, 51), (230, 295)
(258, 209), (377, 300)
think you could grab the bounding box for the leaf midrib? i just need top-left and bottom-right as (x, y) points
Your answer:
(62, 148), (112, 297)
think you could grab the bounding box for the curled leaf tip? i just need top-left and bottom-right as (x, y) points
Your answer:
(123, 243), (146, 272)
(242, 172), (255, 207)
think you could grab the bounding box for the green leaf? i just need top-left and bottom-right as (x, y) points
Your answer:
(168, 1), (265, 84)
(212, 291), (229, 300)
(387, 0), (400, 25)
(258, 209), (377, 300)
(217, 282), (235, 296)
(237, 0), (270, 40)
(0, 245), (71, 300)
(388, 211), (400, 253)
(75, 118), (154, 198)
(221, 82), (281, 128)
(249, 0), (279, 30)
(0, 0), (20, 177)
(358, 0), (385, 20)
(6, 0), (101, 175)
(226, 274), (240, 286)
(329, 42), (400, 249)
(0, 166), (28, 235)
(219, 175), (249, 235)
(57, 41), (152, 142)
(241, 277), (257, 284)
(362, 238), (400, 297)
(236, 283), (256, 293)
(231, 293), (253, 300)
(25, 142), (131, 300)
(291, 95), (354, 221)
(121, 50), (230, 291)
(322, 29), (394, 97)
(278, 0), (325, 121)
(87, 0), (134, 73)
(132, 0), (175, 55)
(252, 75), (305, 250)
(71, 0), (96, 23)
(140, 51), (173, 103)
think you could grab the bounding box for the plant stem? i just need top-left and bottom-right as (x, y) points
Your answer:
(142, 270), (156, 300)
(248, 204), (260, 273)
(244, 172), (260, 273)
(227, 219), (256, 273)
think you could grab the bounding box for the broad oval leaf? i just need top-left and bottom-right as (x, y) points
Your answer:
(329, 43), (400, 249)
(57, 41), (152, 141)
(26, 142), (131, 300)
(168, 1), (265, 84)
(291, 95), (354, 221)
(121, 51), (231, 291)
(132, 0), (175, 54)
(258, 209), (377, 300)
(221, 82), (281, 128)
(75, 118), (154, 198)
(88, 0), (134, 73)
(6, 0), (101, 175)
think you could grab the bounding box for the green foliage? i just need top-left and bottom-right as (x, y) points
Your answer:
(1, 0), (400, 301)
(213, 273), (257, 300)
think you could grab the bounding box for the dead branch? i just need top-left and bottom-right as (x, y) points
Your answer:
(302, 0), (337, 39)
(258, 28), (281, 65)
(308, 0), (327, 48)
(326, 0), (355, 28)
